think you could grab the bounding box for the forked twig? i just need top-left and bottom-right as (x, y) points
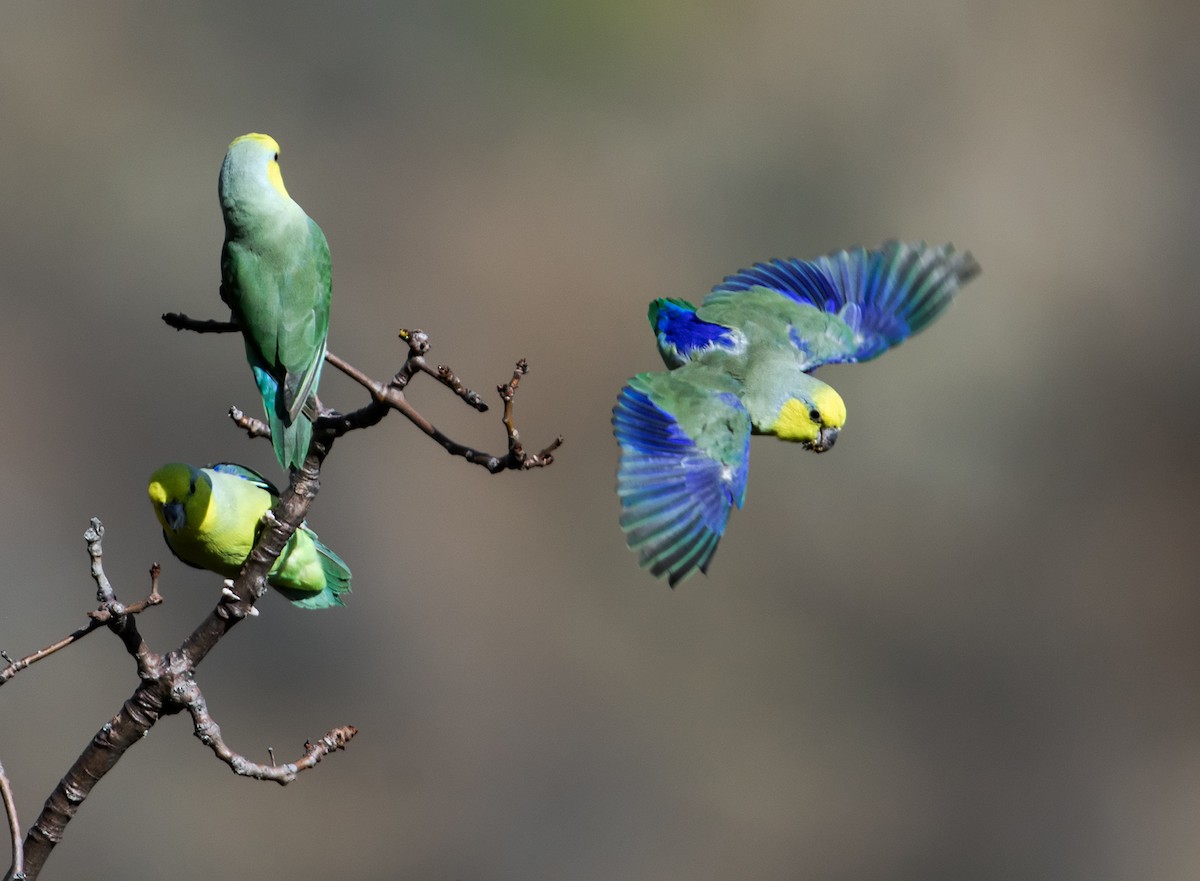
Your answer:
(1, 551), (162, 690)
(184, 675), (357, 785)
(162, 312), (562, 473)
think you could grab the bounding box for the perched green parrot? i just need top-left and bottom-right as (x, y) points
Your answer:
(613, 240), (979, 586)
(219, 133), (331, 472)
(148, 462), (351, 609)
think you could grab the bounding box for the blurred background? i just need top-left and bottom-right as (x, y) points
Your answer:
(1, 1), (1198, 879)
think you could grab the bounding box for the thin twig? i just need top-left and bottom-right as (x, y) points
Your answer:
(323, 331), (561, 471)
(497, 359), (563, 469)
(0, 754), (21, 881)
(228, 406), (271, 439)
(0, 563), (162, 690)
(161, 313), (238, 333)
(0, 621), (102, 688)
(84, 523), (158, 673)
(85, 520), (115, 605)
(182, 678), (356, 785)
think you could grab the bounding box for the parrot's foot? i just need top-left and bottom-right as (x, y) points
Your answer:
(219, 580), (260, 617)
(260, 509), (279, 528)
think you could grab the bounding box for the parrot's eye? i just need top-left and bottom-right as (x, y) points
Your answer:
(273, 152), (279, 161)
(809, 408), (821, 422)
(189, 480), (196, 495)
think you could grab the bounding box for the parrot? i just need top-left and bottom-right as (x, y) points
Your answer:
(613, 240), (979, 587)
(218, 133), (332, 472)
(148, 462), (351, 609)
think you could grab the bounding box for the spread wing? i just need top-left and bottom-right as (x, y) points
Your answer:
(613, 365), (751, 586)
(708, 240), (979, 366)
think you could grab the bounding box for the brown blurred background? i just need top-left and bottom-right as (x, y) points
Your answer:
(2, 1), (1199, 879)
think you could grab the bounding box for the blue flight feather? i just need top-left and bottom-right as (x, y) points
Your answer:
(613, 381), (749, 586)
(712, 240), (980, 363)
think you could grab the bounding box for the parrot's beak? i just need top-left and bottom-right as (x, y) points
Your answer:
(162, 501), (186, 532)
(811, 426), (839, 453)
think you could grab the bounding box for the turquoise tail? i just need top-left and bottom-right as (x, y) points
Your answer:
(253, 365), (312, 472)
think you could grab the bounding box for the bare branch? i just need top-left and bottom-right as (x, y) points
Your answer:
(163, 312), (562, 473)
(20, 680), (166, 880)
(8, 310), (561, 878)
(84, 520), (115, 606)
(396, 328), (488, 412)
(17, 497), (352, 879)
(498, 359), (564, 470)
(228, 406), (271, 439)
(1, 559), (162, 690)
(1, 621), (103, 689)
(323, 329), (561, 472)
(426, 363), (489, 411)
(181, 677), (356, 785)
(84, 526), (160, 673)
(0, 754), (21, 881)
(161, 312), (238, 333)
(12, 303), (555, 877)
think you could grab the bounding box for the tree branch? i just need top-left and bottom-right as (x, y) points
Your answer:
(14, 447), (352, 881)
(8, 311), (557, 879)
(182, 675), (357, 785)
(163, 313), (563, 473)
(0, 551), (162, 690)
(162, 313), (238, 333)
(0, 754), (21, 881)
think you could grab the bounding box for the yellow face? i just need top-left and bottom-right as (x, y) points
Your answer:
(148, 464), (211, 532)
(229, 132), (290, 200)
(773, 385), (846, 444)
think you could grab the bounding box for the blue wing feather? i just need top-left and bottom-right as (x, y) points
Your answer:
(612, 377), (750, 587)
(208, 462), (281, 496)
(711, 240), (979, 364)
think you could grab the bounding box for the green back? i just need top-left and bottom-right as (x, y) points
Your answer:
(696, 287), (858, 371)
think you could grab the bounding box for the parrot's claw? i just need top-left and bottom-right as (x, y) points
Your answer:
(220, 583), (259, 617)
(260, 510), (279, 527)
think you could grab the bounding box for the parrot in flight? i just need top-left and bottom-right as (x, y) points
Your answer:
(613, 240), (979, 587)
(148, 462), (351, 609)
(218, 133), (332, 472)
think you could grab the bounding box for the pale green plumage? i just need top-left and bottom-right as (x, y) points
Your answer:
(219, 133), (332, 472)
(148, 462), (350, 609)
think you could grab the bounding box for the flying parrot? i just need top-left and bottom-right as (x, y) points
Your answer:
(613, 240), (979, 587)
(218, 133), (331, 472)
(148, 462), (351, 609)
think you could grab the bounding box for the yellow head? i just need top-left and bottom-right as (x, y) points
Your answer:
(148, 463), (211, 534)
(773, 384), (846, 451)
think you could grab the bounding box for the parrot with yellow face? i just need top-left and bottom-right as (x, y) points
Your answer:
(218, 133), (332, 472)
(613, 240), (979, 586)
(148, 462), (350, 609)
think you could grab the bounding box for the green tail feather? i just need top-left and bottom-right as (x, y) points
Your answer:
(272, 533), (352, 610)
(270, 411), (312, 473)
